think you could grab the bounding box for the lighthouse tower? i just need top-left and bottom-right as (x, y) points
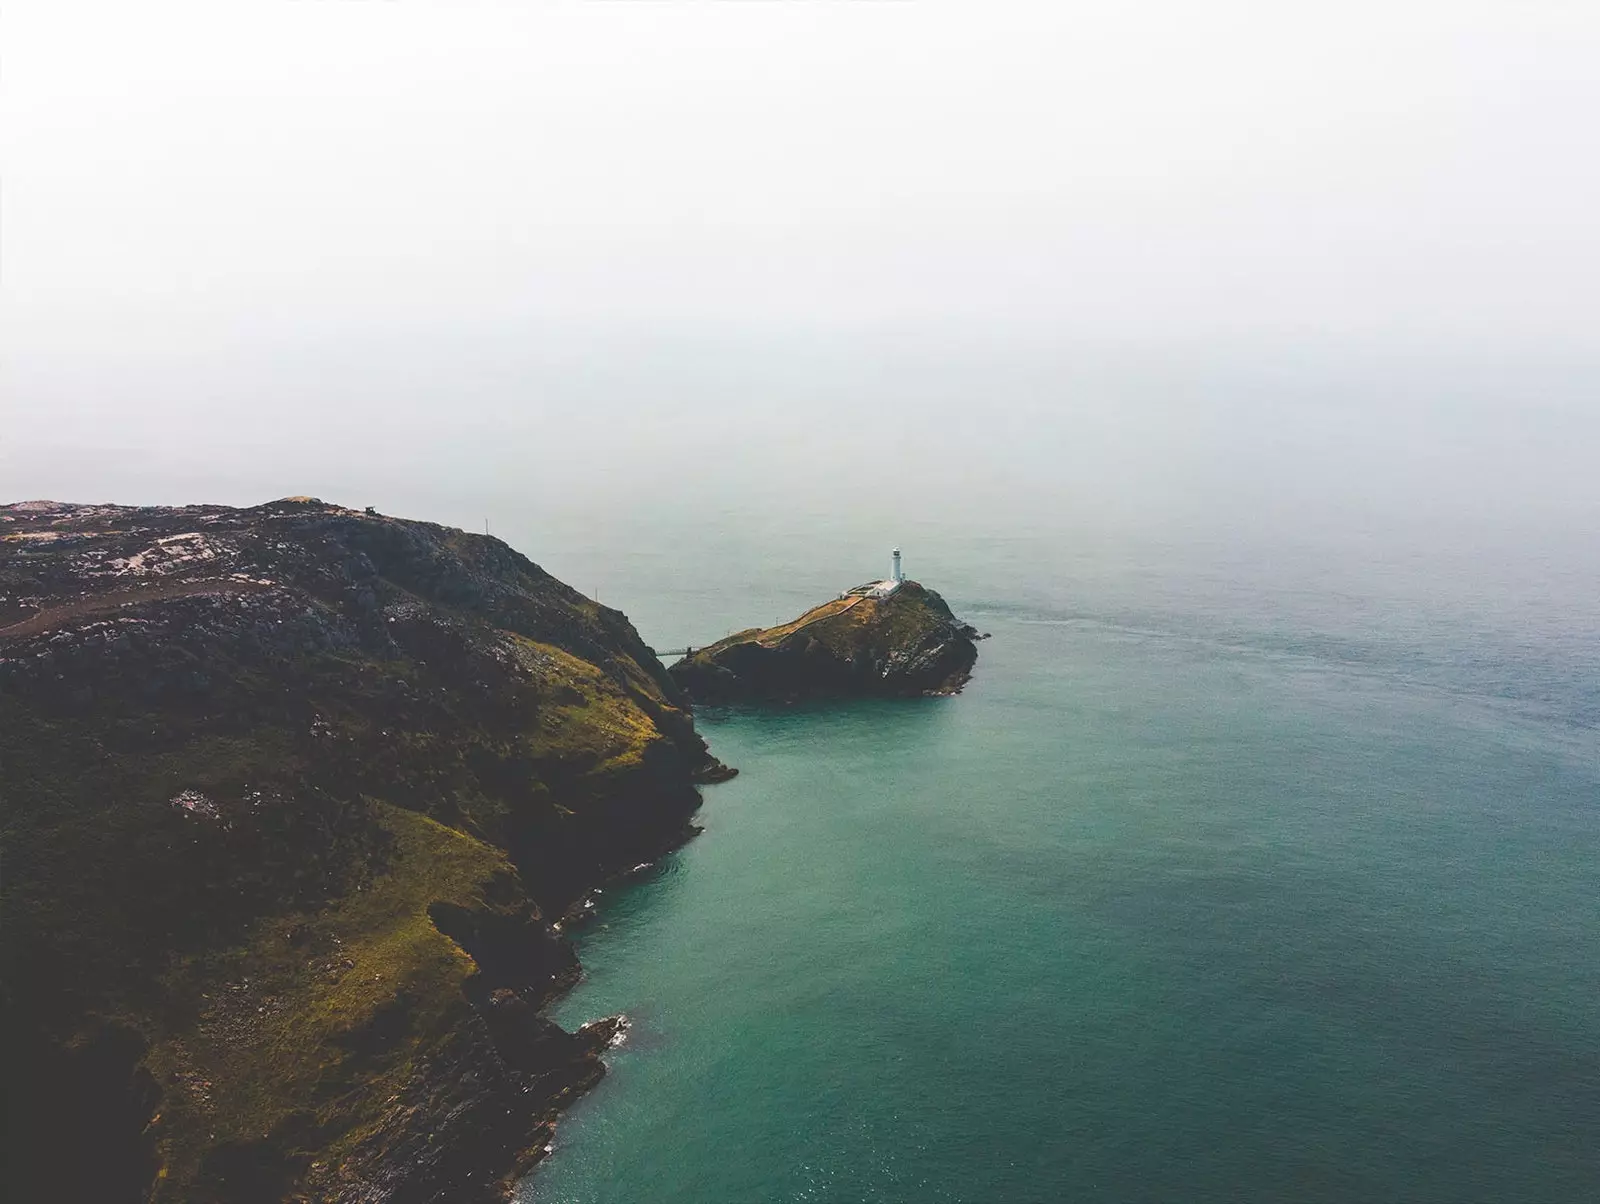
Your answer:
(891, 548), (903, 583)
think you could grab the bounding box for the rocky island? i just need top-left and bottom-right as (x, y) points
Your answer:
(669, 575), (981, 703)
(0, 497), (731, 1204)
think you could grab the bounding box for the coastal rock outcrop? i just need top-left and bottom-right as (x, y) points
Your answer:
(669, 580), (980, 703)
(0, 497), (731, 1203)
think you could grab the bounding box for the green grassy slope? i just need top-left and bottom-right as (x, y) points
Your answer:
(0, 498), (722, 1202)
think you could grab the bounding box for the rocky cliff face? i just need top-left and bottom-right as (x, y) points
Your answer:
(668, 581), (980, 703)
(0, 497), (729, 1203)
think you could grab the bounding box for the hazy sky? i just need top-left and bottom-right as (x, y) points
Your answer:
(4, 0), (1598, 544)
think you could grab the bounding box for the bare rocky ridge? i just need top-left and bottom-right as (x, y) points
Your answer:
(0, 497), (731, 1203)
(668, 580), (982, 703)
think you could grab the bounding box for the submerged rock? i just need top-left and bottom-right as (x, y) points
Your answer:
(669, 580), (980, 703)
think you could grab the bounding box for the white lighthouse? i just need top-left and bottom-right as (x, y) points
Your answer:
(891, 548), (903, 583)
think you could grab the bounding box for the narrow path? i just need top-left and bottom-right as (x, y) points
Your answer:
(653, 595), (869, 659)
(0, 578), (274, 640)
(757, 594), (864, 646)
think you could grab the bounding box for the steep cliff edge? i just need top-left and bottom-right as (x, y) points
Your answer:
(669, 580), (980, 703)
(0, 497), (730, 1203)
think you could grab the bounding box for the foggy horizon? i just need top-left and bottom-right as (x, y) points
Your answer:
(5, 1), (1598, 561)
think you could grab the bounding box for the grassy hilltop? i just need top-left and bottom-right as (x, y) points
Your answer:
(669, 580), (980, 704)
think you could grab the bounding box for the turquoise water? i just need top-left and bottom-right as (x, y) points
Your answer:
(524, 552), (1600, 1203)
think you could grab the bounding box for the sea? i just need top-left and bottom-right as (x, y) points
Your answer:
(501, 498), (1600, 1204)
(16, 337), (1598, 1202)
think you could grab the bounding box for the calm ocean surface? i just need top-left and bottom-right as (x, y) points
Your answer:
(509, 515), (1600, 1204)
